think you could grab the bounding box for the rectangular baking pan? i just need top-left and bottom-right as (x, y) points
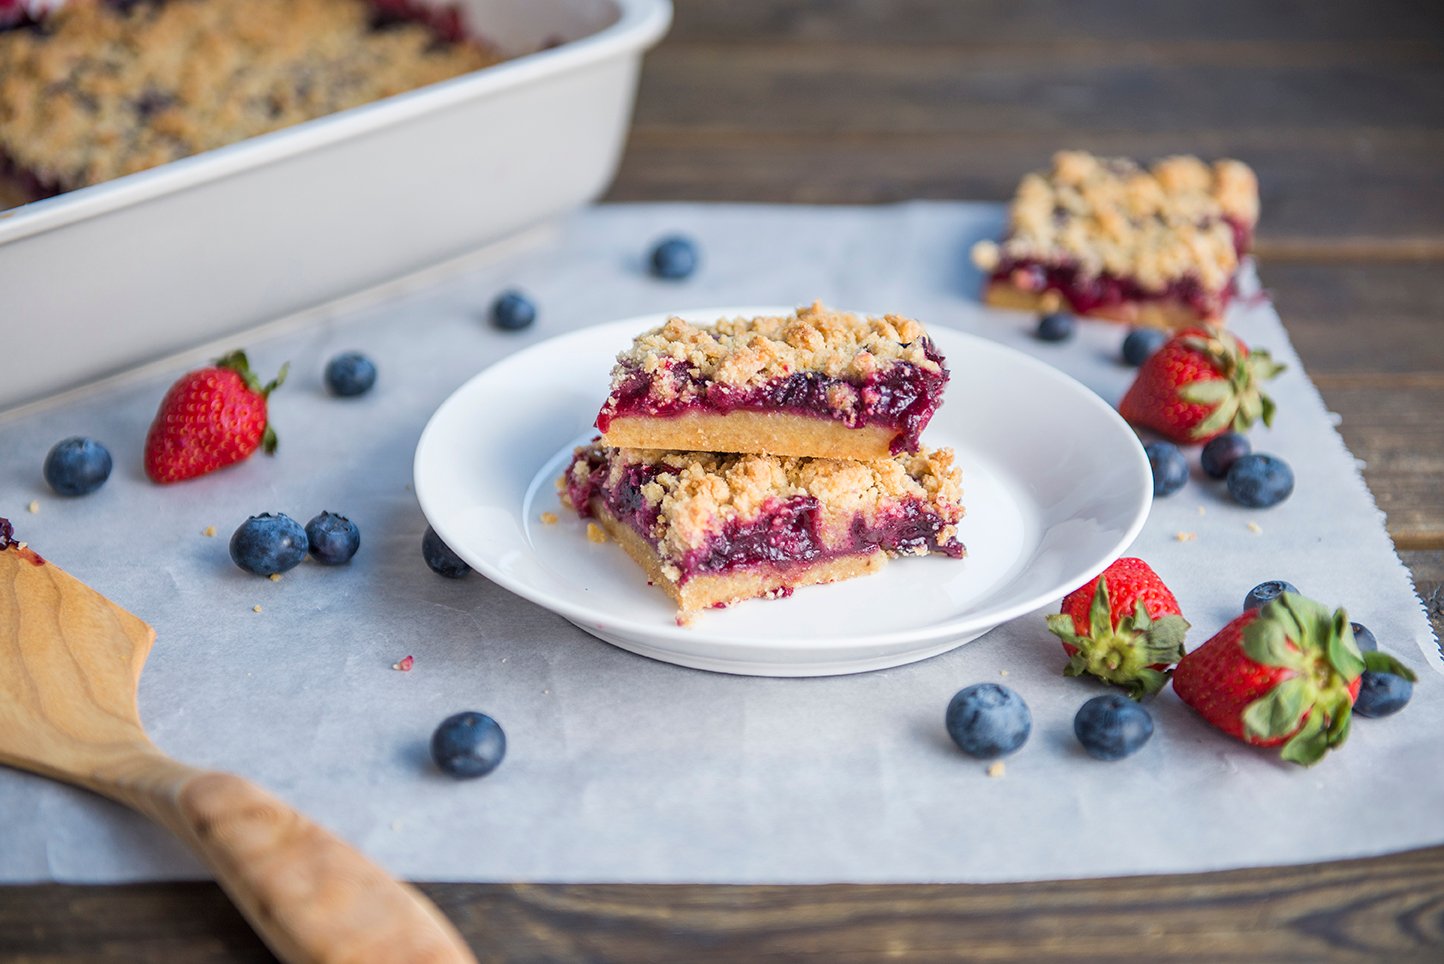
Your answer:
(0, 0), (670, 410)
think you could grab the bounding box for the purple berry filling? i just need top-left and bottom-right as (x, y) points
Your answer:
(565, 452), (964, 586)
(991, 260), (1238, 319)
(0, 517), (13, 549)
(597, 340), (948, 455)
(989, 215), (1250, 319)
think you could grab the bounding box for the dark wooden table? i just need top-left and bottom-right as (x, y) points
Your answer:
(5, 1), (1444, 960)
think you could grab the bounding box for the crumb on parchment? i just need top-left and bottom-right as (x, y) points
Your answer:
(1247, 521), (1263, 534)
(252, 604), (263, 613)
(986, 761), (1006, 778)
(203, 526), (217, 537)
(392, 655), (414, 672)
(27, 500), (39, 514)
(540, 512), (559, 525)
(586, 522), (608, 544)
(1175, 531), (1197, 542)
(269, 573), (282, 582)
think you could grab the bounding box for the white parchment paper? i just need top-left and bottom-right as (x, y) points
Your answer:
(1, 202), (1440, 884)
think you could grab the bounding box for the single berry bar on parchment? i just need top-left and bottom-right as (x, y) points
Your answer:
(971, 151), (1259, 329)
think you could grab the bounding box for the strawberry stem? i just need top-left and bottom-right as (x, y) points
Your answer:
(1240, 593), (1409, 766)
(1175, 326), (1285, 439)
(1045, 580), (1188, 699)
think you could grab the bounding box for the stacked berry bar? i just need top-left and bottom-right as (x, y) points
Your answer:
(971, 151), (1259, 330)
(562, 302), (966, 620)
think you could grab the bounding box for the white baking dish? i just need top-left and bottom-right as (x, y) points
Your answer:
(0, 0), (670, 410)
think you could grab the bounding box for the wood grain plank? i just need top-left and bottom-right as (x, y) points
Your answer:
(1401, 549), (1444, 645)
(608, 130), (1444, 246)
(1266, 263), (1444, 374)
(1311, 380), (1444, 543)
(6, 841), (1444, 964)
(665, 0), (1444, 46)
(631, 47), (1444, 135)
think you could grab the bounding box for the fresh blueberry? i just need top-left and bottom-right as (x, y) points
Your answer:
(230, 513), (308, 576)
(422, 525), (470, 578)
(1034, 312), (1075, 343)
(1227, 453), (1294, 508)
(1354, 671), (1413, 718)
(1073, 694), (1154, 761)
(490, 290), (537, 331)
(305, 511), (360, 565)
(1200, 432), (1251, 480)
(324, 351), (377, 397)
(43, 436), (112, 496)
(1121, 327), (1168, 366)
(1144, 441), (1188, 497)
(431, 711), (507, 779)
(649, 235), (700, 280)
(944, 683), (1032, 759)
(1351, 621), (1378, 652)
(1244, 579), (1298, 612)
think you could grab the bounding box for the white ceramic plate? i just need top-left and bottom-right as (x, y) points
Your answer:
(414, 308), (1152, 676)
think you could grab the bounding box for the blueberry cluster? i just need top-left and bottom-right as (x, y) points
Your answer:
(944, 682), (1154, 763)
(1144, 432), (1294, 508)
(229, 510), (360, 575)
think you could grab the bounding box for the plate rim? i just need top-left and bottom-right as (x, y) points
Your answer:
(414, 306), (1153, 654)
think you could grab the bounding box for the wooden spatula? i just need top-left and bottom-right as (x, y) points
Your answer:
(0, 532), (476, 964)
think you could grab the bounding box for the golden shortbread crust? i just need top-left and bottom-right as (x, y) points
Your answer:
(601, 411), (898, 460)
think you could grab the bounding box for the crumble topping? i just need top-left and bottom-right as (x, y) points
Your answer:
(0, 0), (500, 194)
(611, 302), (942, 395)
(971, 151), (1259, 293)
(565, 443), (964, 563)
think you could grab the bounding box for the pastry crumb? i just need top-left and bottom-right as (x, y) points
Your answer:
(1196, 505), (1207, 516)
(26, 500), (39, 514)
(1175, 531), (1197, 542)
(539, 511), (559, 525)
(999, 669), (1010, 677)
(1247, 521), (1263, 534)
(986, 761), (1006, 778)
(268, 573), (282, 582)
(586, 522), (608, 544)
(252, 604), (263, 613)
(392, 655), (414, 672)
(202, 526), (217, 537)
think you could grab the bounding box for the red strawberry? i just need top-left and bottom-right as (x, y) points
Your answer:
(1173, 593), (1417, 766)
(1046, 557), (1189, 698)
(144, 350), (288, 484)
(1118, 325), (1283, 444)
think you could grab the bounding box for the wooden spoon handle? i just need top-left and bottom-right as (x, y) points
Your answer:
(157, 771), (475, 964)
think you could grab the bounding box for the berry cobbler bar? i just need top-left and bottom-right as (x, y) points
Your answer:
(561, 442), (966, 619)
(971, 151), (1259, 329)
(0, 0), (500, 201)
(596, 303), (950, 460)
